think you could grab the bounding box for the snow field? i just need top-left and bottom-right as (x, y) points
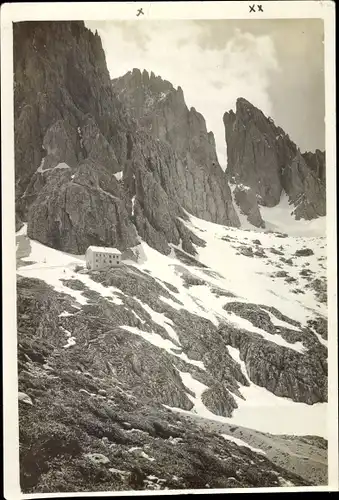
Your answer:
(129, 238), (309, 353)
(181, 211), (326, 325)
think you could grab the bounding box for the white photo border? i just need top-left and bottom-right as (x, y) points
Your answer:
(1, 2), (337, 498)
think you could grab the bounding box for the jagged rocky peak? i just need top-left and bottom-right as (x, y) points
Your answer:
(113, 69), (240, 228)
(224, 97), (326, 223)
(113, 70), (212, 156)
(113, 68), (175, 95)
(224, 98), (296, 207)
(112, 69), (177, 121)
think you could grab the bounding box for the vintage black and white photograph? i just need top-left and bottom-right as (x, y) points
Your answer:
(2, 1), (337, 496)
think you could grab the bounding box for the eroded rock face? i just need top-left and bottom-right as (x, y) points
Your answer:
(281, 151), (326, 220)
(220, 301), (327, 405)
(112, 69), (240, 227)
(14, 22), (135, 251)
(233, 184), (265, 228)
(302, 150), (326, 184)
(26, 161), (138, 253)
(223, 98), (326, 219)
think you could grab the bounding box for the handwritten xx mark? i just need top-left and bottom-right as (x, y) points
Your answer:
(249, 5), (264, 12)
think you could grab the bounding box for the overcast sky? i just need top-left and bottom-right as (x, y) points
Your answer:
(86, 19), (325, 169)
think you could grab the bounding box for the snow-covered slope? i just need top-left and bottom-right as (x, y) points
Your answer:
(16, 210), (327, 440)
(231, 187), (326, 237)
(181, 211), (326, 325)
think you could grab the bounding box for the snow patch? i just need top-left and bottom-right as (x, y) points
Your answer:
(165, 344), (327, 438)
(227, 346), (249, 381)
(114, 171), (123, 181)
(224, 310), (306, 354)
(221, 434), (266, 455)
(121, 326), (205, 370)
(180, 211), (325, 325)
(309, 327), (328, 348)
(177, 371), (209, 414)
(140, 451), (155, 462)
(131, 310), (146, 324)
(260, 193), (326, 237)
(16, 223), (27, 236)
(223, 345), (327, 438)
(131, 195), (136, 216)
(61, 326), (76, 349)
(63, 336), (76, 349)
(36, 161), (70, 175)
(236, 183), (251, 192)
(134, 298), (180, 343)
(37, 157), (46, 173)
(58, 311), (73, 318)
(262, 308), (301, 332)
(54, 162), (70, 170)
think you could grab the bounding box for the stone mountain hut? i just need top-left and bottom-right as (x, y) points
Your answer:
(86, 246), (122, 270)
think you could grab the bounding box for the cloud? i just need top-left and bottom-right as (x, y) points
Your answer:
(86, 21), (281, 168)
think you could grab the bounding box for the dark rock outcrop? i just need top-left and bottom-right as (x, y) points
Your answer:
(14, 21), (137, 253)
(281, 151), (326, 219)
(302, 150), (326, 184)
(295, 248), (314, 257)
(221, 301), (327, 404)
(223, 98), (326, 220)
(26, 161), (138, 253)
(233, 184), (265, 228)
(220, 324), (327, 405)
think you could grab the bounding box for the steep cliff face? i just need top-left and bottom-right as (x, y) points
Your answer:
(223, 98), (326, 224)
(302, 149), (326, 184)
(14, 21), (138, 253)
(233, 184), (265, 228)
(281, 151), (326, 220)
(14, 23), (239, 255)
(112, 69), (240, 227)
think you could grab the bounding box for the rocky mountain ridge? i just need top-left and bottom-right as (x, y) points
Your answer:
(14, 21), (239, 258)
(224, 98), (326, 227)
(14, 22), (325, 252)
(112, 69), (239, 229)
